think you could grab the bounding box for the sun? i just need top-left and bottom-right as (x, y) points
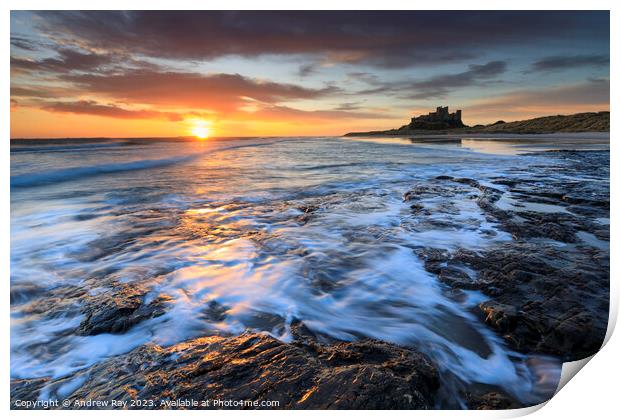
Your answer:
(191, 125), (210, 139)
(190, 121), (211, 139)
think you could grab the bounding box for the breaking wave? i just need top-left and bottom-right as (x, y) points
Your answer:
(11, 155), (198, 189)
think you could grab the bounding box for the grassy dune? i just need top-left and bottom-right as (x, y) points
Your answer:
(345, 111), (609, 136)
(478, 111), (609, 134)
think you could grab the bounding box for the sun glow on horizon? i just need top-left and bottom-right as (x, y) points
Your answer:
(189, 120), (211, 139)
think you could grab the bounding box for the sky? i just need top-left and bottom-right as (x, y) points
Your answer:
(10, 11), (610, 138)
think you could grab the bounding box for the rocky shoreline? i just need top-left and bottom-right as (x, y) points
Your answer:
(408, 150), (608, 362)
(10, 149), (609, 410)
(12, 322), (440, 410)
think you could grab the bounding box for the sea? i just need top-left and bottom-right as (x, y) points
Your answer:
(10, 134), (610, 407)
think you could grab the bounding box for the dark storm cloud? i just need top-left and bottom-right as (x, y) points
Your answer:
(528, 54), (609, 73)
(29, 11), (609, 68)
(356, 61), (507, 99)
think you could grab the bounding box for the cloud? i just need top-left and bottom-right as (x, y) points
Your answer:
(466, 78), (609, 120)
(10, 36), (39, 51)
(346, 72), (380, 85)
(11, 47), (160, 75)
(406, 61), (507, 98)
(33, 99), (388, 124)
(26, 11), (609, 68)
(11, 49), (112, 74)
(40, 100), (185, 121)
(61, 70), (340, 111)
(528, 54), (609, 73)
(11, 85), (76, 98)
(298, 63), (320, 77)
(355, 61), (507, 99)
(238, 105), (393, 121)
(333, 102), (364, 111)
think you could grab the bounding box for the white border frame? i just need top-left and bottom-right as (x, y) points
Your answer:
(3, 2), (617, 419)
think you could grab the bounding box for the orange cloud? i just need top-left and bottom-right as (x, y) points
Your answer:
(41, 100), (185, 121)
(63, 71), (340, 111)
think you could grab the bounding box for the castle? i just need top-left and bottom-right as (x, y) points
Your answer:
(409, 106), (465, 130)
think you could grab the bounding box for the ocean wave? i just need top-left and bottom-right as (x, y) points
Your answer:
(10, 141), (133, 154)
(11, 139), (291, 189)
(11, 155), (197, 189)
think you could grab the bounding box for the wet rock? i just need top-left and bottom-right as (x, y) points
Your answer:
(418, 243), (608, 360)
(298, 204), (320, 214)
(453, 177), (481, 188)
(403, 183), (457, 201)
(15, 285), (86, 319)
(296, 204), (321, 224)
(11, 378), (50, 406)
(242, 311), (287, 335)
(479, 302), (518, 334)
(510, 212), (580, 242)
(202, 300), (229, 322)
(467, 390), (519, 410)
(429, 161), (609, 244)
(561, 195), (609, 209)
(12, 331), (440, 410)
(10, 283), (47, 305)
(77, 284), (171, 336)
(537, 312), (602, 357)
(424, 219), (462, 230)
(438, 267), (476, 289)
(490, 178), (518, 188)
(415, 248), (450, 274)
(479, 229), (497, 238)
(409, 203), (430, 215)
